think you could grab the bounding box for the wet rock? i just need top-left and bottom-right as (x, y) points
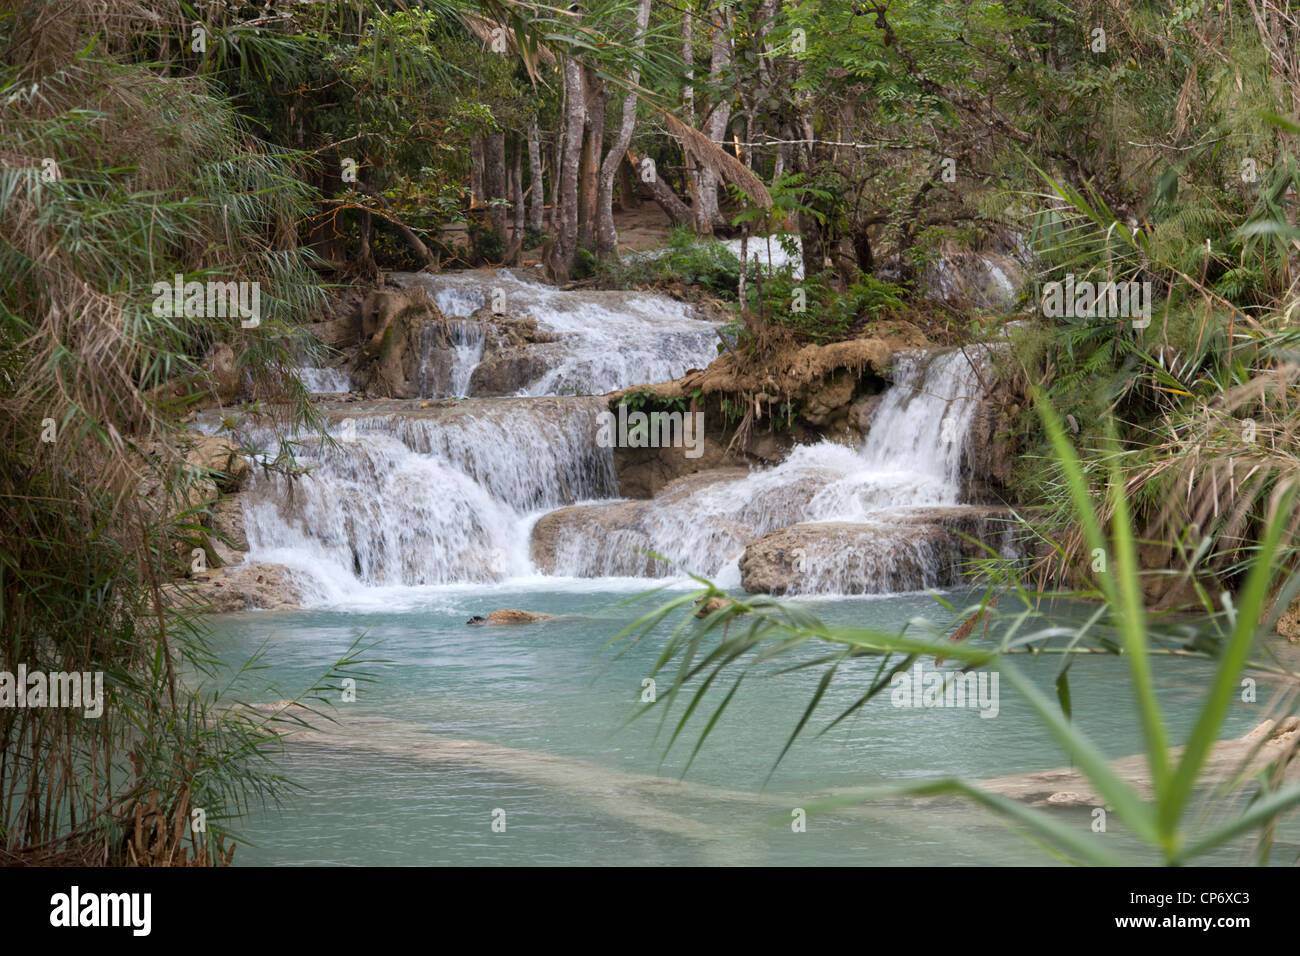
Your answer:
(1046, 791), (1085, 806)
(801, 371), (857, 426)
(203, 342), (240, 405)
(613, 435), (737, 499)
(738, 508), (1022, 595)
(186, 435), (250, 494)
(354, 287), (444, 398)
(694, 596), (737, 617)
(468, 609), (558, 625)
(468, 349), (552, 395)
(1278, 594), (1300, 643)
(530, 499), (655, 576)
(530, 469), (750, 575)
(206, 495), (248, 566)
(848, 393), (884, 439)
(167, 562), (302, 614)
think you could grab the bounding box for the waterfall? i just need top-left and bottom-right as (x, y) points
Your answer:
(227, 398), (616, 600)
(295, 365), (352, 394)
(212, 312), (1004, 602)
(391, 269), (720, 396)
(541, 348), (1006, 591)
(417, 319), (488, 399)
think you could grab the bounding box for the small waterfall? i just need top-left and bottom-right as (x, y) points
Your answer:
(546, 348), (999, 589)
(214, 338), (1002, 603)
(417, 320), (487, 398)
(295, 365), (352, 394)
(392, 269), (720, 396)
(226, 398), (616, 599)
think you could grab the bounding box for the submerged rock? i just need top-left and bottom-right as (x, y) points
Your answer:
(468, 609), (558, 625)
(694, 596), (740, 617)
(1277, 594), (1300, 643)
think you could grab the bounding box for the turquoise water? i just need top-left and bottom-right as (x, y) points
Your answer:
(206, 585), (1293, 866)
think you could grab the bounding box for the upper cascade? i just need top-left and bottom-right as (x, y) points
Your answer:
(390, 268), (721, 397)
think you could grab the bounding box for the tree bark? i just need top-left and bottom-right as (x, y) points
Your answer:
(527, 120), (545, 233)
(578, 68), (608, 250)
(470, 135), (484, 206)
(511, 143), (525, 260)
(695, 4), (733, 234)
(596, 0), (652, 258)
(483, 130), (508, 239)
(628, 148), (693, 226)
(681, 8), (702, 231)
(556, 53), (586, 277)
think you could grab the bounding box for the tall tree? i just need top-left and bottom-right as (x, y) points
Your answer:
(596, 0), (654, 258)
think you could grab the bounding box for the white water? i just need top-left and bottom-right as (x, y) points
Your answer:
(295, 365), (352, 393)
(542, 349), (1002, 589)
(212, 273), (1006, 602)
(230, 399), (616, 603)
(218, 347), (1003, 602)
(391, 268), (720, 396)
(417, 319), (487, 398)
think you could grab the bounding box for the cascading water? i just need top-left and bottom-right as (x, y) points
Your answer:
(209, 267), (1007, 602)
(224, 398), (617, 602)
(417, 319), (487, 398)
(391, 268), (721, 396)
(539, 348), (1013, 593)
(295, 365), (352, 393)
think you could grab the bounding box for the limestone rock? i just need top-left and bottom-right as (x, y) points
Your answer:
(694, 596), (737, 617)
(468, 349), (551, 396)
(206, 495), (248, 566)
(613, 435), (736, 499)
(1276, 593), (1300, 643)
(186, 435), (250, 494)
(167, 562), (302, 614)
(203, 343), (240, 405)
(467, 609), (558, 625)
(530, 469), (751, 575)
(738, 509), (1022, 595)
(801, 371), (857, 426)
(354, 286), (444, 398)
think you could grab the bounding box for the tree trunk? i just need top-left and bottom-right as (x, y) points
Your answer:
(578, 68), (607, 250)
(556, 54), (586, 278)
(483, 130), (508, 240)
(695, 4), (733, 234)
(527, 120), (545, 233)
(681, 8), (702, 231)
(470, 135), (484, 206)
(596, 0), (652, 258)
(511, 143), (525, 260)
(616, 158), (639, 211)
(628, 149), (693, 226)
(798, 208), (824, 281)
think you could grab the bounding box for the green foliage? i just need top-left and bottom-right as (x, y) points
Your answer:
(750, 268), (905, 342)
(0, 9), (350, 863)
(602, 228), (743, 297)
(606, 403), (1300, 865)
(618, 387), (690, 416)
